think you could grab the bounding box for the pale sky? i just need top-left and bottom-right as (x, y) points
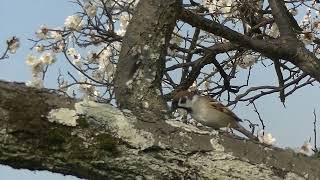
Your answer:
(1, 0), (320, 179)
(0, 0), (80, 179)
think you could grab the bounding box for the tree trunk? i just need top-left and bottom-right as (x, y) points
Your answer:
(114, 0), (181, 119)
(0, 80), (319, 179)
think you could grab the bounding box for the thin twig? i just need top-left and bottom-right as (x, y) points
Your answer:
(252, 102), (265, 133)
(313, 109), (318, 152)
(243, 119), (259, 134)
(0, 46), (9, 60)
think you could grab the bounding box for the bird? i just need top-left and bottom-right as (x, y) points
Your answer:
(171, 90), (257, 140)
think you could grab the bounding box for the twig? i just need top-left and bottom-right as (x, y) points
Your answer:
(313, 109), (318, 152)
(252, 102), (265, 133)
(243, 119), (259, 134)
(273, 58), (285, 104)
(0, 48), (9, 60)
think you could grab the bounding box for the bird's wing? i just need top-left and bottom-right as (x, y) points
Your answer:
(208, 99), (242, 122)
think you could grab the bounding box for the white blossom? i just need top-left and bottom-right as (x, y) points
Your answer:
(53, 42), (65, 53)
(67, 48), (81, 66)
(202, 0), (234, 17)
(267, 23), (280, 38)
(26, 54), (38, 66)
(35, 45), (45, 53)
(93, 90), (100, 96)
(116, 12), (130, 36)
(25, 77), (44, 89)
(25, 53), (45, 89)
(72, 54), (82, 68)
(67, 48), (77, 56)
(36, 25), (49, 39)
(79, 83), (93, 93)
(50, 30), (63, 41)
(239, 53), (258, 69)
(26, 54), (44, 77)
(302, 14), (311, 24)
(84, 2), (97, 17)
(298, 141), (314, 156)
(64, 15), (84, 31)
(87, 51), (99, 63)
(116, 29), (126, 36)
(314, 21), (320, 30)
(79, 83), (96, 100)
(257, 130), (276, 145)
(97, 47), (115, 79)
(98, 50), (115, 80)
(99, 47), (112, 61)
(40, 52), (56, 65)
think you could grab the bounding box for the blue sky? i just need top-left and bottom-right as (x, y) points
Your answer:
(0, 0), (80, 179)
(1, 0), (320, 179)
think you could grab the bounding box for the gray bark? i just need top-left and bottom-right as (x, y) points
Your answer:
(0, 80), (320, 179)
(114, 0), (181, 119)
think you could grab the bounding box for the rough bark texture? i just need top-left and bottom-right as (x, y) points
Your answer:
(114, 0), (182, 119)
(0, 80), (320, 179)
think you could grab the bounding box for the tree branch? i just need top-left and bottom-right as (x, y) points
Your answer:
(180, 9), (320, 82)
(0, 81), (320, 179)
(268, 0), (302, 37)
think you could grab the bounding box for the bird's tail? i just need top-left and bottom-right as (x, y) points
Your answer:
(234, 122), (258, 141)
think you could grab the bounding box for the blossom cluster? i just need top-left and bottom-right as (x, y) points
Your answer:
(298, 141), (314, 156)
(202, 0), (234, 18)
(22, 0), (140, 100)
(25, 53), (56, 88)
(257, 130), (276, 145)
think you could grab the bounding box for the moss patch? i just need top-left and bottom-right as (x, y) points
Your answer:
(76, 115), (89, 128)
(95, 133), (119, 156)
(45, 128), (69, 146)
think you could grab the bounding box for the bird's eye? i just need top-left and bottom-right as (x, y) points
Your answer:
(180, 97), (186, 104)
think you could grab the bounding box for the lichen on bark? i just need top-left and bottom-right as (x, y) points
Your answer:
(1, 81), (320, 179)
(114, 0), (182, 119)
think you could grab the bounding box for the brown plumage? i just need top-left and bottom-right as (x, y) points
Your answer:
(172, 90), (257, 140)
(172, 91), (196, 102)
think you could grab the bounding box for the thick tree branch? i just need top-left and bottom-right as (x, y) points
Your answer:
(268, 0), (302, 37)
(180, 9), (320, 82)
(1, 81), (320, 179)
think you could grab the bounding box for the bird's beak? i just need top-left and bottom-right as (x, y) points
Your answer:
(171, 101), (178, 113)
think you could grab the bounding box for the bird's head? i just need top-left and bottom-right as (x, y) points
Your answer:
(171, 90), (198, 112)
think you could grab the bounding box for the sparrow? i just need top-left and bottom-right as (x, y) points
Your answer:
(171, 91), (257, 140)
